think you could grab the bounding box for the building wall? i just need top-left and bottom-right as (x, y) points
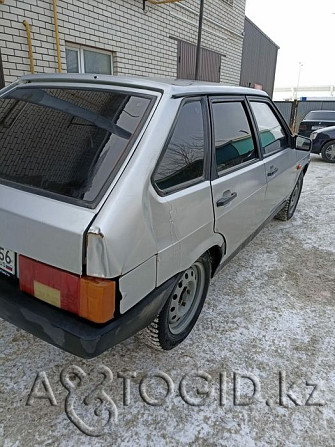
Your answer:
(240, 16), (279, 97)
(0, 0), (245, 86)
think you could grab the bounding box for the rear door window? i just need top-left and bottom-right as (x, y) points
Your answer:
(0, 87), (154, 207)
(153, 99), (206, 193)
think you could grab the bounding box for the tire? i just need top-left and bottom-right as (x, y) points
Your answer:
(142, 253), (211, 351)
(275, 174), (303, 221)
(321, 141), (335, 163)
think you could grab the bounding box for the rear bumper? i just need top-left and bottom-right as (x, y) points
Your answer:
(0, 274), (177, 358)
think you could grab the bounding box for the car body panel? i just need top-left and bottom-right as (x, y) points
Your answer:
(119, 255), (157, 314)
(296, 150), (310, 168)
(0, 184), (95, 275)
(151, 181), (223, 287)
(211, 161), (267, 257)
(263, 148), (298, 213)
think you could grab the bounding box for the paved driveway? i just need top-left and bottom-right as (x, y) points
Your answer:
(1, 155), (335, 446)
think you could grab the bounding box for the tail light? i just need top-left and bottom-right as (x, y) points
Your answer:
(299, 124), (307, 131)
(19, 256), (115, 323)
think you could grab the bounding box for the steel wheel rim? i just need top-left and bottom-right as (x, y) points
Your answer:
(325, 144), (335, 160)
(168, 262), (205, 335)
(289, 177), (302, 214)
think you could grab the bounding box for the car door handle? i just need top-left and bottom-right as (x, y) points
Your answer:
(216, 191), (238, 207)
(267, 166), (278, 177)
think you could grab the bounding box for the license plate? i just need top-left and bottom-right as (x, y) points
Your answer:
(0, 246), (16, 277)
(311, 125), (324, 130)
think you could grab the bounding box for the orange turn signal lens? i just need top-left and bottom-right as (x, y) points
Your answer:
(19, 255), (115, 323)
(80, 277), (115, 323)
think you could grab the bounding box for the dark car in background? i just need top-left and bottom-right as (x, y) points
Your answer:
(311, 126), (335, 163)
(298, 110), (335, 137)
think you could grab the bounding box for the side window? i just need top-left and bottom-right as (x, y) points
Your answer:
(250, 101), (288, 155)
(212, 101), (257, 173)
(153, 100), (205, 192)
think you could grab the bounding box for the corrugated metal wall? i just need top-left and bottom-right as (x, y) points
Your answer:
(274, 101), (293, 126)
(177, 40), (221, 83)
(240, 17), (279, 97)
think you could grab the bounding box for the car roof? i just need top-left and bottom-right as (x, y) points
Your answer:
(303, 110), (335, 120)
(307, 110), (335, 113)
(12, 73), (269, 98)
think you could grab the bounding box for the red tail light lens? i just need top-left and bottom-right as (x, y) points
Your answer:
(19, 256), (115, 323)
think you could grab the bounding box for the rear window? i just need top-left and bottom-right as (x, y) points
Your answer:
(0, 87), (154, 207)
(304, 111), (335, 121)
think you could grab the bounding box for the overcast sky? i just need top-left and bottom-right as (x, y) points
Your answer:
(245, 0), (335, 88)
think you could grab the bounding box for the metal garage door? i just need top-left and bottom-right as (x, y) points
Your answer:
(177, 39), (221, 83)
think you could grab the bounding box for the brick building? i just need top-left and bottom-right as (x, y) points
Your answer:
(0, 0), (246, 87)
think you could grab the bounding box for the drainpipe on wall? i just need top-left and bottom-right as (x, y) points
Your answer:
(0, 49), (5, 88)
(52, 0), (62, 72)
(22, 20), (35, 74)
(194, 0), (205, 80)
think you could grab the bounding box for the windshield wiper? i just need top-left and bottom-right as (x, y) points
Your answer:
(8, 89), (132, 140)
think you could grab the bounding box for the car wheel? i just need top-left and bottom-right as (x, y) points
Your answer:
(142, 253), (211, 351)
(275, 174), (303, 221)
(321, 141), (335, 163)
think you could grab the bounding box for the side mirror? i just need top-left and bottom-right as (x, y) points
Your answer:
(295, 135), (311, 152)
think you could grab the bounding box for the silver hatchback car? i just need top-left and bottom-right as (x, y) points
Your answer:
(0, 74), (311, 358)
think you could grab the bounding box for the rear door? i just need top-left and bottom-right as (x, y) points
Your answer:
(210, 97), (268, 258)
(151, 97), (215, 286)
(248, 99), (297, 214)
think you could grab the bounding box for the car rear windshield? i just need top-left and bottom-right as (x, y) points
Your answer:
(304, 111), (335, 121)
(0, 87), (154, 207)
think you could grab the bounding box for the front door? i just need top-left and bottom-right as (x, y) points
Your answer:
(249, 99), (298, 213)
(210, 98), (268, 258)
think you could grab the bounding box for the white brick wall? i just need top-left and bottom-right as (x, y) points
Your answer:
(0, 0), (246, 85)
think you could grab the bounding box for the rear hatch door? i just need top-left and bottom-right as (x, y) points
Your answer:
(0, 185), (95, 275)
(0, 81), (157, 276)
